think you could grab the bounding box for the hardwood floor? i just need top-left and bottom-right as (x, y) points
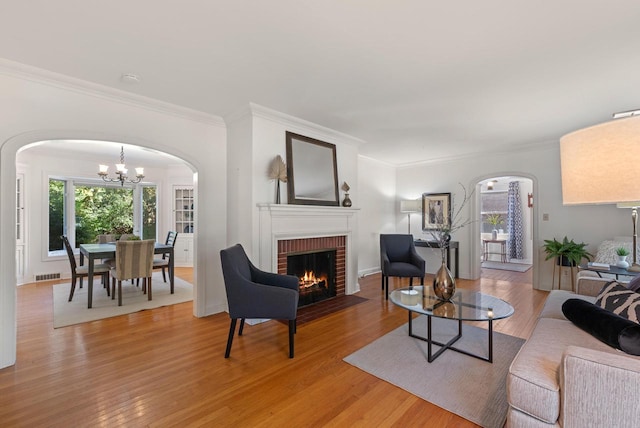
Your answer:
(0, 267), (547, 427)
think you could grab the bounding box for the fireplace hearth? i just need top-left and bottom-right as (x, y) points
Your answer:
(287, 250), (336, 307)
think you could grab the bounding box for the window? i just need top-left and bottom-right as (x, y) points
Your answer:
(480, 191), (508, 233)
(48, 178), (157, 254)
(49, 179), (65, 252)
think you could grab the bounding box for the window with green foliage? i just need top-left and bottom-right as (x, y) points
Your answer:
(48, 178), (157, 253)
(480, 191), (508, 233)
(74, 185), (134, 246)
(142, 186), (157, 241)
(48, 179), (65, 252)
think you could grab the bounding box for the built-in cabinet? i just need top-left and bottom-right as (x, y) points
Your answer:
(173, 185), (194, 266)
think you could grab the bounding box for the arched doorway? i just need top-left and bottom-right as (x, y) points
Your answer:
(469, 174), (539, 287)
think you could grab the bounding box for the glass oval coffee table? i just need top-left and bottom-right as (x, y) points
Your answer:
(389, 286), (514, 363)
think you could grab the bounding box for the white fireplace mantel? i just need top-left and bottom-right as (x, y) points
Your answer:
(257, 204), (360, 295)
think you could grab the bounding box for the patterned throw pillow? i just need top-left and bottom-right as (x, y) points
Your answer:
(595, 282), (640, 324)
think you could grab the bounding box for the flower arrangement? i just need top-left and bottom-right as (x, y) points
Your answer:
(428, 184), (475, 262)
(485, 213), (504, 228)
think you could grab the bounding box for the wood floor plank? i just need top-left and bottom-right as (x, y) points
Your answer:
(0, 266), (545, 427)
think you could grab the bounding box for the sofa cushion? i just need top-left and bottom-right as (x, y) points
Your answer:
(539, 290), (594, 320)
(507, 317), (620, 424)
(595, 282), (640, 323)
(562, 298), (640, 356)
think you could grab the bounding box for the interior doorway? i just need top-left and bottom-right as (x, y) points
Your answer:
(478, 176), (533, 274)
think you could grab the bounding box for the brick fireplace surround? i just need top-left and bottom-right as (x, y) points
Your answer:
(257, 204), (360, 296)
(277, 236), (346, 298)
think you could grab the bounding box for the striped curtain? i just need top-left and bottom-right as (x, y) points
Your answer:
(507, 181), (525, 260)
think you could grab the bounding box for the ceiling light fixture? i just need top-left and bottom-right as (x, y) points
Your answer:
(120, 73), (141, 84)
(98, 145), (144, 186)
(612, 109), (640, 119)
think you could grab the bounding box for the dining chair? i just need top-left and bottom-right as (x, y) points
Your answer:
(220, 244), (299, 358)
(62, 235), (111, 302)
(110, 239), (155, 306)
(153, 231), (178, 283)
(380, 234), (426, 300)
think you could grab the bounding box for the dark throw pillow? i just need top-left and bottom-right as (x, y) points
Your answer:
(594, 281), (640, 323)
(562, 298), (640, 356)
(627, 275), (640, 292)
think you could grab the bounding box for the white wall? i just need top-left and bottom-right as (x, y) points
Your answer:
(225, 104), (362, 262)
(15, 150), (192, 285)
(0, 61), (227, 368)
(357, 156), (397, 276)
(396, 143), (630, 289)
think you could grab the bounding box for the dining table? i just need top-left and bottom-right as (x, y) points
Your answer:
(79, 242), (175, 308)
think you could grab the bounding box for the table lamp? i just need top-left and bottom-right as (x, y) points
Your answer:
(400, 199), (420, 235)
(560, 113), (640, 271)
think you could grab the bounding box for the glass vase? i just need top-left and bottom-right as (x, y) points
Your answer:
(433, 260), (456, 300)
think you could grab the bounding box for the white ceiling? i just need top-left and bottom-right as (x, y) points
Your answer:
(3, 1), (640, 166)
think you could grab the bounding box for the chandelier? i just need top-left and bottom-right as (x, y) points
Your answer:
(97, 145), (144, 186)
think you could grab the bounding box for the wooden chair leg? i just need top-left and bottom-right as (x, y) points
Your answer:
(381, 274), (385, 290)
(420, 275), (424, 285)
(239, 318), (246, 336)
(79, 277), (83, 289)
(68, 276), (77, 302)
(288, 319), (295, 358)
(162, 267), (167, 283)
(409, 277), (414, 288)
(117, 280), (123, 306)
(111, 277), (116, 300)
(225, 319), (237, 358)
(147, 277), (152, 301)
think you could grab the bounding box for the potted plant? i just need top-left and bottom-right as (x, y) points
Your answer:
(485, 213), (504, 240)
(543, 236), (593, 267)
(616, 247), (630, 268)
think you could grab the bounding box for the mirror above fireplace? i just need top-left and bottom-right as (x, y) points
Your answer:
(285, 131), (339, 206)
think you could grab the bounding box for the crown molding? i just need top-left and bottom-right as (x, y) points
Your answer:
(0, 58), (225, 128)
(224, 102), (366, 147)
(396, 139), (559, 169)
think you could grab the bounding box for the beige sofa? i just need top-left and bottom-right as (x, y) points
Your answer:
(506, 282), (640, 427)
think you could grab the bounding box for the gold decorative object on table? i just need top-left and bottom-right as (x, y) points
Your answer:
(427, 184), (474, 301)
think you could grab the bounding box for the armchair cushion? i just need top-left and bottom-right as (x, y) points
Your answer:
(562, 298), (640, 355)
(595, 281), (640, 323)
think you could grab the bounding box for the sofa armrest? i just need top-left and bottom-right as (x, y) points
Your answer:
(560, 345), (640, 428)
(575, 271), (611, 296)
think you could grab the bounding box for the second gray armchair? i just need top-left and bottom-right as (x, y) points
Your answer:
(380, 234), (426, 300)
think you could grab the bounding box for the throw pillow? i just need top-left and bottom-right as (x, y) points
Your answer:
(562, 298), (640, 356)
(627, 275), (640, 292)
(595, 281), (640, 324)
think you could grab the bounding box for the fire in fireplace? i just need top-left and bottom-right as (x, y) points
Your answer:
(287, 249), (336, 307)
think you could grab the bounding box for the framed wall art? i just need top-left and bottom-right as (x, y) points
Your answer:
(422, 192), (451, 230)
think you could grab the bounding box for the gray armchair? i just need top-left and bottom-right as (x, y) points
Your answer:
(380, 234), (425, 300)
(220, 244), (300, 358)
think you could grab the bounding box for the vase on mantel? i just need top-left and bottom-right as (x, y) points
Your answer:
(433, 259), (456, 300)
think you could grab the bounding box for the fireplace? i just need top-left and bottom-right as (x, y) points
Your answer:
(287, 249), (337, 307)
(277, 235), (346, 307)
(259, 204), (359, 296)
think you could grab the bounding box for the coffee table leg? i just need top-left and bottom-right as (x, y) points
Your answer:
(488, 319), (493, 363)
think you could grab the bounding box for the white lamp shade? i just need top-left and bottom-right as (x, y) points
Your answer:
(135, 167), (144, 176)
(400, 199), (420, 213)
(98, 164), (109, 174)
(560, 115), (640, 205)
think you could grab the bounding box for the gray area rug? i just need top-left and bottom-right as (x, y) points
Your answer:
(53, 271), (193, 328)
(482, 261), (532, 272)
(344, 316), (524, 428)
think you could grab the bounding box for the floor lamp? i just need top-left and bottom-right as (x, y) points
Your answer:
(560, 114), (640, 271)
(400, 199), (420, 235)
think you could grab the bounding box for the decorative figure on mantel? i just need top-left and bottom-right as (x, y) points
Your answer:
(428, 184), (474, 301)
(269, 155), (287, 204)
(341, 182), (352, 207)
